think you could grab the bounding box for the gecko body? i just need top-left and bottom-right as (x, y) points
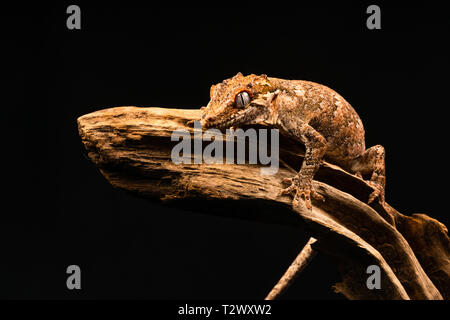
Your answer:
(200, 73), (385, 208)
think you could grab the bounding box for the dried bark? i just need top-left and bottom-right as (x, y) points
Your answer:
(77, 106), (449, 300)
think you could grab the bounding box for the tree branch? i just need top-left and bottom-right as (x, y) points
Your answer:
(77, 106), (449, 300)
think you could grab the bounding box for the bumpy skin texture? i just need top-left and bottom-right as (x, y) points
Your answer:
(201, 73), (385, 209)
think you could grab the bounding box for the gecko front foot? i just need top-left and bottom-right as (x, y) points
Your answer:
(280, 176), (324, 209)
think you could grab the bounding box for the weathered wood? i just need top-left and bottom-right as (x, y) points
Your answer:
(77, 106), (449, 300)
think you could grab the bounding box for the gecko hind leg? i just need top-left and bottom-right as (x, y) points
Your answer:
(350, 145), (386, 204)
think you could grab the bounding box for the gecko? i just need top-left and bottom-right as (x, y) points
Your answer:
(200, 72), (385, 209)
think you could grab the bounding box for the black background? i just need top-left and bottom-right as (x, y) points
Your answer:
(2, 2), (448, 300)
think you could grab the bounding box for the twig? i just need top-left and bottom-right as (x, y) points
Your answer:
(265, 237), (317, 300)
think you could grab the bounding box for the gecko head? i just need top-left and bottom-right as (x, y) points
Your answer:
(200, 72), (276, 130)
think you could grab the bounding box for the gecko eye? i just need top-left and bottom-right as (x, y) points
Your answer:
(235, 91), (251, 108)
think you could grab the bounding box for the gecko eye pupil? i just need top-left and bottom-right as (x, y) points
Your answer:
(235, 91), (250, 108)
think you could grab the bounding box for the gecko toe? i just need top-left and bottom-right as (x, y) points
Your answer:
(368, 191), (379, 204)
(367, 184), (385, 204)
(280, 184), (295, 197)
(311, 189), (325, 202)
(293, 189), (312, 210)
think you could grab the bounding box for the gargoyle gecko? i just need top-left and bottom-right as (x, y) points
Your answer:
(200, 73), (385, 209)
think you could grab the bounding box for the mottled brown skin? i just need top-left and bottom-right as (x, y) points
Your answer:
(201, 73), (385, 209)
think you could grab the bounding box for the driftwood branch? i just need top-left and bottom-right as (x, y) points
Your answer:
(77, 106), (450, 300)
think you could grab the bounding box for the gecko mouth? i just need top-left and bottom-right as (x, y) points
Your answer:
(202, 105), (261, 130)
